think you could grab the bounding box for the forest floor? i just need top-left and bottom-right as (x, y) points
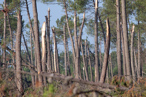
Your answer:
(0, 72), (146, 97)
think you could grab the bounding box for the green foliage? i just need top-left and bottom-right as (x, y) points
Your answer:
(113, 65), (118, 76)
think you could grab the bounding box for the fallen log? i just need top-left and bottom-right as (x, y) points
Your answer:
(0, 68), (129, 91)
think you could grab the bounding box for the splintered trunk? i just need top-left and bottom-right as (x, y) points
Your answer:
(87, 44), (93, 81)
(46, 8), (52, 72)
(32, 0), (42, 85)
(16, 12), (23, 96)
(52, 28), (57, 72)
(121, 0), (131, 80)
(100, 18), (110, 83)
(81, 42), (89, 81)
(116, 0), (122, 77)
(63, 25), (67, 76)
(41, 22), (47, 85)
(94, 0), (99, 82)
(130, 24), (136, 82)
(138, 31), (142, 78)
(3, 0), (6, 64)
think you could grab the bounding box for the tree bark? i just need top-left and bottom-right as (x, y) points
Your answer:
(94, 0), (99, 82)
(121, 28), (126, 76)
(32, 0), (42, 86)
(30, 31), (35, 88)
(134, 48), (138, 79)
(116, 0), (122, 77)
(74, 10), (79, 79)
(52, 28), (57, 72)
(16, 11), (23, 96)
(63, 25), (67, 76)
(46, 8), (52, 72)
(100, 18), (110, 83)
(130, 24), (136, 82)
(121, 0), (131, 80)
(3, 0), (6, 65)
(138, 31), (142, 78)
(41, 22), (47, 85)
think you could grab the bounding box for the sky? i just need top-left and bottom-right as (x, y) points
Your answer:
(0, 0), (96, 53)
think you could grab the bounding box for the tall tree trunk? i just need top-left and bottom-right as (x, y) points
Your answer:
(121, 0), (131, 80)
(130, 24), (136, 82)
(56, 49), (59, 73)
(100, 18), (110, 83)
(121, 28), (126, 76)
(138, 31), (141, 78)
(134, 48), (138, 79)
(3, 0), (6, 65)
(51, 44), (54, 71)
(77, 13), (85, 78)
(116, 0), (122, 77)
(81, 42), (89, 81)
(99, 37), (103, 71)
(30, 31), (35, 88)
(94, 0), (99, 82)
(63, 25), (67, 76)
(16, 11), (23, 96)
(87, 44), (93, 81)
(25, 0), (36, 85)
(63, 0), (75, 64)
(32, 0), (42, 86)
(46, 8), (52, 72)
(106, 67), (109, 83)
(41, 22), (47, 85)
(74, 10), (79, 79)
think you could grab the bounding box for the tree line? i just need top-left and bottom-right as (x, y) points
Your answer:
(0, 0), (146, 96)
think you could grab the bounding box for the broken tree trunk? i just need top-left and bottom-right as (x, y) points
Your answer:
(46, 8), (52, 72)
(16, 11), (23, 96)
(130, 24), (136, 82)
(100, 18), (110, 83)
(41, 22), (47, 85)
